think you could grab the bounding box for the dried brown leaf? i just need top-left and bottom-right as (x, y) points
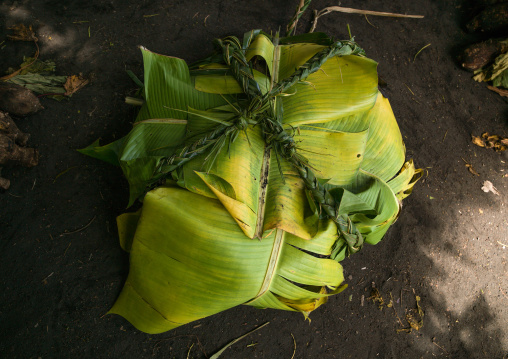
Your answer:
(471, 135), (485, 147)
(64, 74), (89, 96)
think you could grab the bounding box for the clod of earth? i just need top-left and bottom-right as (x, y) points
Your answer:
(0, 111), (38, 190)
(460, 39), (508, 71)
(0, 83), (43, 116)
(466, 2), (508, 34)
(0, 133), (38, 167)
(0, 135), (38, 188)
(0, 172), (9, 190)
(0, 111), (29, 146)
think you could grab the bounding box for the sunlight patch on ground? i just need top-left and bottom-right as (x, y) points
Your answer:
(419, 222), (508, 351)
(37, 25), (78, 52)
(1, 5), (31, 23)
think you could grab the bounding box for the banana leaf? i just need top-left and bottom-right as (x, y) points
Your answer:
(81, 31), (420, 334)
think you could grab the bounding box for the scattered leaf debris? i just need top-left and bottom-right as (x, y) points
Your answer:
(461, 157), (480, 176)
(397, 294), (424, 333)
(472, 132), (508, 152)
(481, 180), (500, 195)
(368, 283), (387, 310)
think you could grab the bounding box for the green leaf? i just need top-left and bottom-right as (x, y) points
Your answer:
(78, 138), (124, 166)
(6, 73), (67, 94)
(82, 34), (419, 334)
(135, 47), (228, 122)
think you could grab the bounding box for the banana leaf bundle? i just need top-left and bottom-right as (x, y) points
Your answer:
(81, 30), (420, 334)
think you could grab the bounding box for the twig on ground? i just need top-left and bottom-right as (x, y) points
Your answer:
(432, 338), (449, 354)
(364, 15), (377, 28)
(404, 83), (415, 96)
(488, 85), (508, 97)
(310, 6), (423, 32)
(442, 130), (448, 143)
(414, 43), (431, 62)
(41, 272), (54, 283)
(210, 322), (270, 359)
(63, 242), (71, 256)
(290, 333), (296, 359)
(60, 215), (96, 236)
(187, 343), (194, 359)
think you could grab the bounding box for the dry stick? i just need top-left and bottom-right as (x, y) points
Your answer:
(63, 242), (71, 256)
(442, 130), (448, 143)
(432, 339), (449, 354)
(414, 43), (431, 62)
(310, 6), (423, 32)
(290, 333), (296, 359)
(488, 85), (508, 97)
(286, 0), (308, 36)
(364, 14), (377, 28)
(390, 292), (405, 327)
(187, 343), (194, 359)
(210, 322), (269, 359)
(61, 215), (96, 236)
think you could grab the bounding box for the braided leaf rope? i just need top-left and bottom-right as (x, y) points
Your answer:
(152, 34), (367, 256)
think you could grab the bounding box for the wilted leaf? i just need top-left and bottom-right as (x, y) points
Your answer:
(17, 58), (56, 75)
(482, 180), (500, 195)
(64, 74), (89, 96)
(6, 73), (67, 95)
(7, 24), (38, 42)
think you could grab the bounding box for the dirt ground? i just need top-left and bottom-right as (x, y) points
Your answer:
(0, 0), (507, 358)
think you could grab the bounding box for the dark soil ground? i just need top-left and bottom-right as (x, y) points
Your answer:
(1, 0), (507, 358)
